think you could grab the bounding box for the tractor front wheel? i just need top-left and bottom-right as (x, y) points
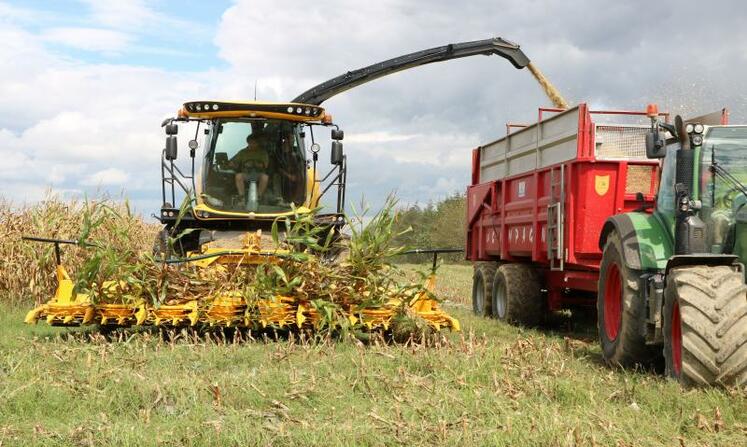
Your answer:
(664, 266), (747, 386)
(597, 232), (654, 367)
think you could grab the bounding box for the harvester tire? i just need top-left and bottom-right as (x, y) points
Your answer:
(664, 266), (747, 386)
(152, 229), (171, 259)
(472, 262), (497, 317)
(597, 232), (654, 367)
(491, 263), (543, 326)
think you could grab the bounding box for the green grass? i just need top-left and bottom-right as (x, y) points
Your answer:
(1, 264), (745, 446)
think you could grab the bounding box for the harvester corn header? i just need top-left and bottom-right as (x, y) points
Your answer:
(25, 37), (534, 335)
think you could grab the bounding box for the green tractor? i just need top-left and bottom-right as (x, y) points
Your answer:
(598, 106), (747, 386)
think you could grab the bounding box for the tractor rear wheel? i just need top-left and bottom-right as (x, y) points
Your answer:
(664, 266), (747, 386)
(597, 232), (653, 367)
(472, 262), (497, 317)
(491, 263), (544, 326)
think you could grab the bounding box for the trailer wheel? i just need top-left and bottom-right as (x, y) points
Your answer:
(491, 264), (543, 326)
(664, 266), (747, 386)
(597, 232), (652, 367)
(472, 262), (497, 317)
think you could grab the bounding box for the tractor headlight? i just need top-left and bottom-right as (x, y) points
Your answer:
(693, 123), (704, 134)
(685, 123), (694, 134)
(692, 134), (704, 146)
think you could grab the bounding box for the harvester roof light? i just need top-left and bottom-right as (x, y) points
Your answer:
(296, 107), (302, 113)
(287, 106), (294, 113)
(322, 113), (333, 124)
(204, 104), (210, 110)
(305, 108), (311, 115)
(694, 123), (704, 134)
(212, 104), (219, 111)
(646, 103), (659, 118)
(196, 104), (202, 111)
(685, 123), (694, 134)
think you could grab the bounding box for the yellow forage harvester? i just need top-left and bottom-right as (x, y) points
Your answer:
(24, 200), (459, 336)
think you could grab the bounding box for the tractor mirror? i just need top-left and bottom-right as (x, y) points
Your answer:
(165, 123), (178, 135)
(331, 141), (344, 165)
(165, 136), (178, 160)
(331, 129), (344, 141)
(645, 130), (666, 159)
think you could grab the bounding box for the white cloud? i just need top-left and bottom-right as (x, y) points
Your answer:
(81, 168), (130, 186)
(42, 27), (131, 53)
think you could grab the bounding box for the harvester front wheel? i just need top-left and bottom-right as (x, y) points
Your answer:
(664, 266), (747, 386)
(491, 263), (544, 326)
(597, 232), (652, 367)
(472, 262), (497, 317)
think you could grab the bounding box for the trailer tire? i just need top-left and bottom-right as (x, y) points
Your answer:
(597, 232), (653, 367)
(491, 263), (544, 326)
(664, 266), (747, 386)
(472, 262), (497, 317)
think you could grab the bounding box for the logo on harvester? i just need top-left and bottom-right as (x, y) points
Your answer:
(594, 175), (610, 196)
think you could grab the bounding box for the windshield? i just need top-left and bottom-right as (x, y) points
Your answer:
(700, 126), (747, 253)
(200, 119), (307, 213)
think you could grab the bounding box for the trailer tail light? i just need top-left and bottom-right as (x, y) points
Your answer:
(626, 165), (653, 195)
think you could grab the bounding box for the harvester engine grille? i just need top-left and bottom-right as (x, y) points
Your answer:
(595, 125), (649, 160)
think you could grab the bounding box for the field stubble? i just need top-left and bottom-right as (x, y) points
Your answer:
(1, 200), (745, 446)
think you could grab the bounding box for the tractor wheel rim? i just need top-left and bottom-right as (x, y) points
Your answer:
(671, 300), (683, 375)
(494, 279), (507, 319)
(603, 263), (622, 341)
(475, 276), (484, 311)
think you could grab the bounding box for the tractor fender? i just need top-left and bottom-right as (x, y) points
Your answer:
(599, 213), (673, 271)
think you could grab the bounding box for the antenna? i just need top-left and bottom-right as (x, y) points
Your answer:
(254, 80), (257, 100)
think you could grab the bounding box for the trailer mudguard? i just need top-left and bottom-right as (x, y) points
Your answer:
(599, 213), (673, 271)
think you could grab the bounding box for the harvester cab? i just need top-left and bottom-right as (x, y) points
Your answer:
(158, 101), (348, 259)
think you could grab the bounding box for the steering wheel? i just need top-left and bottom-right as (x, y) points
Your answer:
(720, 187), (745, 209)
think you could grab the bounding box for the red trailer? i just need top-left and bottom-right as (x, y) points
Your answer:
(466, 104), (665, 323)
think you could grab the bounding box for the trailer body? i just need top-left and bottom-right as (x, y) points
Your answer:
(466, 104), (661, 309)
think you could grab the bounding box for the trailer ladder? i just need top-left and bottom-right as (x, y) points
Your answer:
(547, 164), (565, 271)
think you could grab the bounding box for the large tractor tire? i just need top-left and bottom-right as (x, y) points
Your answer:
(472, 262), (498, 317)
(664, 266), (747, 386)
(491, 263), (544, 326)
(597, 232), (654, 367)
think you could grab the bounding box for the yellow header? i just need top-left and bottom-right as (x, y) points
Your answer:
(178, 100), (326, 122)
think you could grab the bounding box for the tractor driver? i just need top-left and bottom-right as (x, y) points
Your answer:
(231, 135), (269, 202)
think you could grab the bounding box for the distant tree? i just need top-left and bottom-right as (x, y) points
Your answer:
(392, 193), (466, 264)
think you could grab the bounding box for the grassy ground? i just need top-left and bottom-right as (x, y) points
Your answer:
(1, 263), (745, 446)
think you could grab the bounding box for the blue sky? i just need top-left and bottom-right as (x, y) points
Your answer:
(5, 0), (228, 70)
(1, 0), (745, 216)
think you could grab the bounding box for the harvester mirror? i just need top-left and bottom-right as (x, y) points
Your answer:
(330, 141), (344, 165)
(165, 123), (178, 135)
(165, 135), (178, 160)
(645, 130), (666, 159)
(331, 129), (344, 141)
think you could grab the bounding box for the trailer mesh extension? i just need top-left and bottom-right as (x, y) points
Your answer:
(595, 125), (649, 160)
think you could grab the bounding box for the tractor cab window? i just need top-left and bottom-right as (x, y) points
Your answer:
(700, 126), (747, 253)
(200, 119), (307, 213)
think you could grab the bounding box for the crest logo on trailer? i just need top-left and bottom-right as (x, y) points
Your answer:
(594, 175), (610, 196)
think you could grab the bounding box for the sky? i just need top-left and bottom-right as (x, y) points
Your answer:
(1, 0), (746, 215)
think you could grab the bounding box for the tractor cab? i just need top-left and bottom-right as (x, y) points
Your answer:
(158, 101), (347, 235)
(646, 106), (747, 262)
